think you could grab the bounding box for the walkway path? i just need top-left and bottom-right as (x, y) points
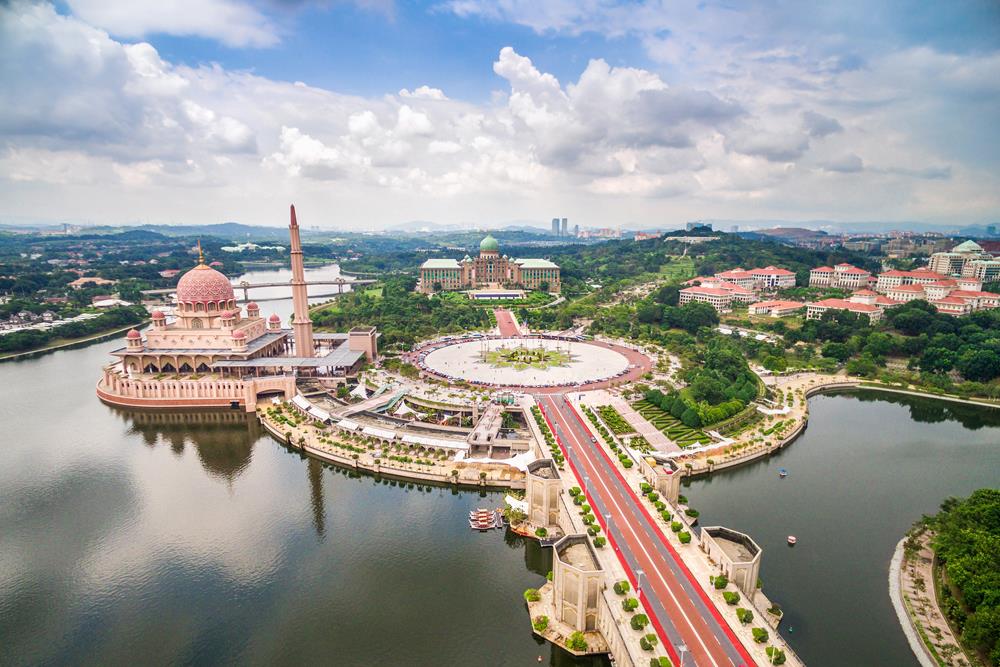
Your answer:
(494, 308), (522, 337)
(537, 394), (754, 667)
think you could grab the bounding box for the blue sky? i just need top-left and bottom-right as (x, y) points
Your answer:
(2, 0), (999, 229)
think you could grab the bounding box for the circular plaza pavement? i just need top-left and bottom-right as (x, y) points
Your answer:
(417, 337), (649, 391)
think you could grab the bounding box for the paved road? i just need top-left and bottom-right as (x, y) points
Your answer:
(494, 308), (522, 337)
(536, 395), (755, 667)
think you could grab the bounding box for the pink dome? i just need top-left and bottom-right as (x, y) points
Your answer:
(176, 264), (235, 304)
(246, 302), (259, 310)
(268, 313), (281, 322)
(232, 330), (246, 339)
(126, 328), (141, 339)
(151, 310), (165, 319)
(220, 309), (236, 318)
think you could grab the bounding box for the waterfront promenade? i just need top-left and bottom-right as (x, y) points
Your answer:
(538, 394), (756, 667)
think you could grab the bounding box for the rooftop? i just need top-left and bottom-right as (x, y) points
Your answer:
(514, 257), (559, 269)
(555, 535), (601, 571)
(421, 258), (461, 269)
(810, 298), (878, 312)
(681, 286), (732, 296)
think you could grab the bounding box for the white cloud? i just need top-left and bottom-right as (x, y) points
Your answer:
(395, 105), (434, 136)
(1, 1), (997, 227)
(66, 0), (279, 47)
(399, 86), (448, 100)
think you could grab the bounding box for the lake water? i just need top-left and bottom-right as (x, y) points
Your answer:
(685, 389), (1000, 667)
(1, 266), (602, 666)
(2, 264), (997, 666)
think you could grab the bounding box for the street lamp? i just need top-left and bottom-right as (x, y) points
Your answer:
(636, 569), (645, 597)
(677, 644), (688, 667)
(604, 513), (611, 542)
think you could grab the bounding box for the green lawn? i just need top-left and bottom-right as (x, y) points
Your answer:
(659, 256), (696, 284)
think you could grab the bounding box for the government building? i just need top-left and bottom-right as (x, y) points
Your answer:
(417, 235), (560, 294)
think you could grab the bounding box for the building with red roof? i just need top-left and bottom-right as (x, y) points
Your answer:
(748, 300), (806, 317)
(679, 286), (735, 311)
(806, 298), (883, 322)
(809, 263), (871, 289)
(714, 265), (797, 290)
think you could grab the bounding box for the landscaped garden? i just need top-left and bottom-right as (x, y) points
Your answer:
(596, 404), (634, 435)
(632, 398), (711, 448)
(485, 344), (573, 370)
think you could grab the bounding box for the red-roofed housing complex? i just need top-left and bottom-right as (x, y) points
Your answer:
(809, 263), (872, 289)
(875, 268), (953, 292)
(680, 277), (758, 311)
(748, 300), (806, 317)
(808, 278), (998, 321)
(715, 266), (796, 290)
(679, 286), (740, 312)
(807, 297), (884, 322)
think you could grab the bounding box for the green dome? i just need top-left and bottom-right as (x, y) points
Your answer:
(480, 234), (499, 252)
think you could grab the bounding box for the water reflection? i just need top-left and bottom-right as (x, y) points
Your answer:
(307, 457), (326, 539)
(110, 408), (261, 482)
(837, 388), (1000, 429)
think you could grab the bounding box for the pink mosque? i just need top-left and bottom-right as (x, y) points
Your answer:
(97, 206), (378, 411)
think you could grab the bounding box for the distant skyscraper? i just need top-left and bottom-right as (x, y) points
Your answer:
(552, 218), (560, 236)
(561, 218), (568, 236)
(574, 224), (580, 237)
(988, 224), (997, 237)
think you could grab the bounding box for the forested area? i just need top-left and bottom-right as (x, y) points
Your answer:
(932, 489), (1000, 665)
(0, 306), (147, 353)
(548, 233), (878, 288)
(640, 339), (759, 427)
(311, 276), (491, 349)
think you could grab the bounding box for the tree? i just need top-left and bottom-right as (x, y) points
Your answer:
(538, 281), (550, 292)
(680, 408), (702, 428)
(566, 631), (588, 651)
(654, 285), (680, 306)
(889, 302), (935, 335)
(673, 301), (719, 333)
(637, 302), (663, 324)
(920, 346), (956, 373)
(846, 354), (878, 378)
(821, 342), (851, 362)
(956, 349), (1000, 382)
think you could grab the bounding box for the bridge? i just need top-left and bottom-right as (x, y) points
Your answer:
(537, 394), (756, 667)
(141, 278), (377, 301)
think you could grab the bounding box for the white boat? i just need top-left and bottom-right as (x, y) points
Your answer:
(787, 535), (797, 545)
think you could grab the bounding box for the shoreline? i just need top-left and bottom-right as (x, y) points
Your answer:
(256, 408), (525, 491)
(889, 537), (939, 667)
(681, 377), (999, 479)
(1, 320), (150, 362)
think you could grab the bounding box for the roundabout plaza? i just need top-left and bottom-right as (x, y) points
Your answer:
(411, 335), (651, 392)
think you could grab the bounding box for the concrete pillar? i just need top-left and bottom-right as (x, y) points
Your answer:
(552, 535), (603, 632)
